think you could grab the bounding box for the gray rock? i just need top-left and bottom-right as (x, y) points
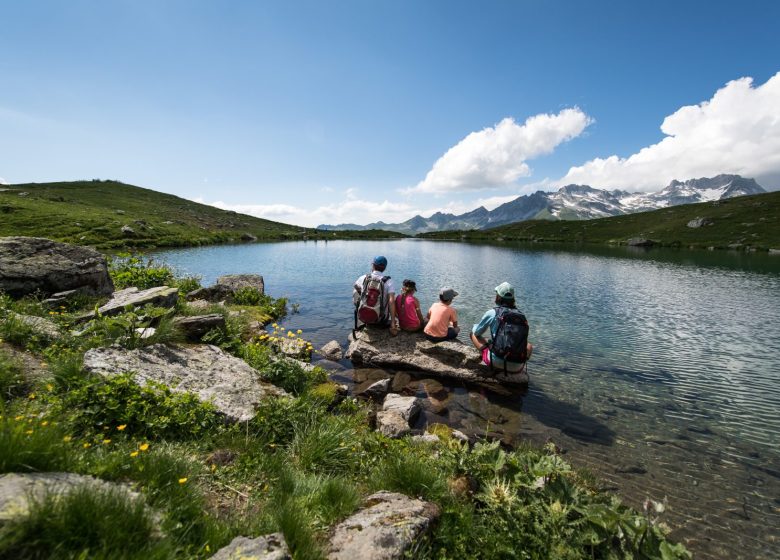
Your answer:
(625, 237), (655, 247)
(217, 274), (265, 295)
(382, 394), (421, 423)
(356, 378), (390, 401)
(8, 312), (61, 340)
(43, 288), (82, 308)
(186, 284), (235, 303)
(210, 533), (291, 560)
(320, 340), (343, 361)
(686, 217), (714, 228)
(346, 329), (528, 386)
(451, 429), (470, 443)
(376, 410), (410, 438)
(412, 434), (440, 444)
(134, 327), (156, 339)
(83, 344), (287, 422)
(97, 286), (179, 316)
(0, 473), (147, 523)
(0, 237), (114, 298)
(121, 225), (135, 235)
(240, 233), (258, 242)
(173, 314), (225, 340)
(327, 491), (440, 560)
(187, 299), (215, 311)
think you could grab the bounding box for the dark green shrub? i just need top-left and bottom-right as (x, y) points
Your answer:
(260, 360), (327, 396)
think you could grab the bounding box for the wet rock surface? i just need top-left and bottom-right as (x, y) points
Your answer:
(83, 343), (287, 422)
(326, 491), (440, 560)
(346, 329), (528, 385)
(0, 236), (114, 298)
(210, 533), (290, 560)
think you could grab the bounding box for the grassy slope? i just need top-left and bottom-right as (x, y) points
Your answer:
(419, 191), (780, 250)
(0, 180), (405, 249)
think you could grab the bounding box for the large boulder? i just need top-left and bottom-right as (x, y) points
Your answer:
(0, 237), (114, 298)
(217, 274), (264, 295)
(346, 329), (528, 386)
(82, 344), (287, 422)
(211, 534), (290, 560)
(327, 491), (440, 559)
(97, 286), (179, 316)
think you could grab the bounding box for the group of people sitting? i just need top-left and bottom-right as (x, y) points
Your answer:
(353, 256), (533, 373)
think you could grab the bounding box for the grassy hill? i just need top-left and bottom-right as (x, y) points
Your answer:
(419, 191), (780, 251)
(0, 180), (406, 249)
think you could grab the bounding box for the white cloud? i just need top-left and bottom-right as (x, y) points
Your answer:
(0, 177), (8, 185)
(561, 72), (780, 191)
(408, 108), (593, 194)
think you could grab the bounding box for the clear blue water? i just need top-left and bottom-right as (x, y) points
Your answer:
(153, 239), (780, 558)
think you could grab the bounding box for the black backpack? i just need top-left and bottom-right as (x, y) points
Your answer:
(489, 306), (529, 371)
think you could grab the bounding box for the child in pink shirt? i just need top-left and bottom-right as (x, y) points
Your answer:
(424, 287), (460, 342)
(396, 279), (425, 332)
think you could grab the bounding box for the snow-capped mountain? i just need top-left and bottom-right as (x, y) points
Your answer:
(317, 175), (767, 234)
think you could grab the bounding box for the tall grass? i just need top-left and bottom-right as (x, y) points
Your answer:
(0, 412), (69, 473)
(0, 484), (172, 560)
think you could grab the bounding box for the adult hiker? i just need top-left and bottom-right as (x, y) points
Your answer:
(423, 287), (460, 342)
(470, 282), (533, 373)
(353, 256), (399, 335)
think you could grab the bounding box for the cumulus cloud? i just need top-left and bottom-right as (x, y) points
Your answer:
(201, 197), (420, 228)
(408, 108), (593, 194)
(561, 72), (780, 191)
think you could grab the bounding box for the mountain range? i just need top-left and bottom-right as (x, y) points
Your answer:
(317, 174), (767, 235)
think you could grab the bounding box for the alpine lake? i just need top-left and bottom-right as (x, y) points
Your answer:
(152, 239), (780, 559)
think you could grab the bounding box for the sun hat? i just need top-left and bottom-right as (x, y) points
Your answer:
(494, 282), (515, 298)
(373, 256), (388, 268)
(439, 287), (459, 301)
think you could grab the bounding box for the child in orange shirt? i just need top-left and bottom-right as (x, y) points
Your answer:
(424, 287), (460, 342)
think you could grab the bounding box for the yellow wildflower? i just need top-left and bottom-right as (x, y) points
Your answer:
(28, 393), (36, 400)
(130, 451), (139, 457)
(117, 424), (127, 431)
(103, 439), (111, 445)
(178, 477), (188, 484)
(296, 329), (302, 334)
(83, 443), (91, 449)
(46, 383), (54, 391)
(205, 545), (211, 553)
(41, 421), (49, 427)
(139, 443), (149, 451)
(63, 435), (72, 442)
(14, 415), (23, 421)
(25, 429), (33, 435)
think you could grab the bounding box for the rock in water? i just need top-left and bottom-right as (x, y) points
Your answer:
(346, 329), (528, 386)
(211, 534), (291, 560)
(82, 344), (287, 422)
(327, 491), (440, 559)
(0, 236), (114, 298)
(320, 340), (343, 361)
(217, 274), (264, 294)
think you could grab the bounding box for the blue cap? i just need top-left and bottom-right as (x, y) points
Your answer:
(373, 256), (388, 268)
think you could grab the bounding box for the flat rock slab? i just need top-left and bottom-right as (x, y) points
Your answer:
(327, 491), (440, 560)
(83, 344), (287, 422)
(346, 329), (528, 386)
(0, 236), (114, 298)
(8, 312), (61, 340)
(211, 533), (290, 560)
(97, 286), (179, 316)
(382, 394), (420, 423)
(217, 274), (264, 295)
(0, 473), (146, 523)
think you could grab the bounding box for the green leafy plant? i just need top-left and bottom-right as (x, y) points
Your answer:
(260, 360), (327, 396)
(55, 373), (221, 440)
(109, 254), (175, 290)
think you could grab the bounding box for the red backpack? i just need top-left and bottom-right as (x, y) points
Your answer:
(356, 273), (390, 326)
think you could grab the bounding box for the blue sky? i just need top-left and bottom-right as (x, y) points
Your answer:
(1, 0), (779, 227)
